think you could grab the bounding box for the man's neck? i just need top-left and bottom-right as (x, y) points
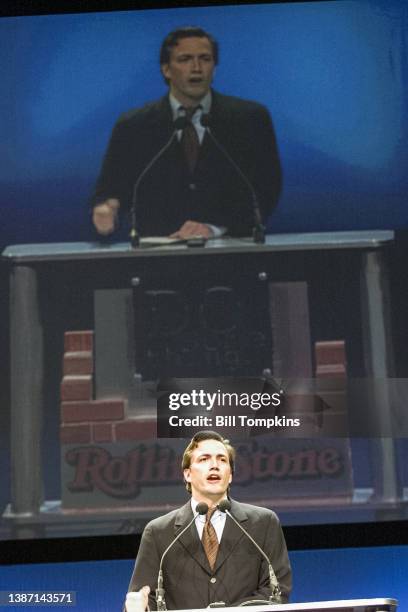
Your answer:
(170, 94), (201, 108)
(192, 493), (227, 509)
(169, 90), (212, 113)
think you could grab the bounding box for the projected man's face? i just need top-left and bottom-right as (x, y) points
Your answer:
(161, 36), (215, 107)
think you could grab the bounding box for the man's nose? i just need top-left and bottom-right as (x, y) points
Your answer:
(209, 458), (219, 469)
(191, 57), (201, 71)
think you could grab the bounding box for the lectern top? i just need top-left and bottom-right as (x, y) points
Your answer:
(1, 230), (394, 263)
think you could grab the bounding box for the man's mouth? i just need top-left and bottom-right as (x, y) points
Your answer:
(207, 474), (221, 482)
(189, 77), (203, 83)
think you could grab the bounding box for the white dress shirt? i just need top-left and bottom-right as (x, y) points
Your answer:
(191, 497), (227, 543)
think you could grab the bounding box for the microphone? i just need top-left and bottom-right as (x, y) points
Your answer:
(217, 499), (281, 605)
(129, 116), (188, 248)
(156, 501), (208, 611)
(200, 114), (265, 244)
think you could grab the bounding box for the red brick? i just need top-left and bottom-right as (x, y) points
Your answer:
(61, 399), (125, 423)
(60, 375), (93, 401)
(315, 340), (346, 366)
(115, 419), (156, 441)
(92, 423), (114, 443)
(63, 351), (93, 376)
(64, 331), (94, 353)
(60, 423), (91, 444)
(315, 364), (346, 378)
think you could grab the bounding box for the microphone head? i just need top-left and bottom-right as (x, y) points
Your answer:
(217, 499), (231, 513)
(174, 116), (188, 130)
(200, 113), (212, 128)
(196, 502), (209, 515)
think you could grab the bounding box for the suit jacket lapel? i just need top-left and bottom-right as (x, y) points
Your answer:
(197, 90), (234, 171)
(174, 501), (212, 574)
(208, 90), (234, 144)
(149, 96), (179, 147)
(214, 499), (247, 572)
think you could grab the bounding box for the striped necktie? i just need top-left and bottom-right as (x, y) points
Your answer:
(202, 507), (219, 570)
(180, 106), (200, 173)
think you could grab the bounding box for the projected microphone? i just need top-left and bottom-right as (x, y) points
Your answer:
(129, 116), (188, 248)
(156, 501), (208, 611)
(200, 114), (265, 244)
(218, 499), (281, 605)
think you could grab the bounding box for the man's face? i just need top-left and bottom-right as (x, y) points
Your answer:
(184, 439), (232, 503)
(161, 36), (215, 106)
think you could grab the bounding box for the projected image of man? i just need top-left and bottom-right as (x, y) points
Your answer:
(91, 27), (281, 239)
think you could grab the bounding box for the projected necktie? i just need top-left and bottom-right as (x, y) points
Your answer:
(181, 106), (200, 173)
(202, 507), (219, 570)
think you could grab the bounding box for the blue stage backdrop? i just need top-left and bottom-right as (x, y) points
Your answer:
(0, 546), (407, 610)
(1, 0), (408, 247)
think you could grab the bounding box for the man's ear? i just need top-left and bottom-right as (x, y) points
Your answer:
(183, 468), (191, 483)
(161, 63), (170, 80)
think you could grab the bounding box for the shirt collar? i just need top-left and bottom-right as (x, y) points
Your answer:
(169, 90), (212, 120)
(190, 496), (225, 519)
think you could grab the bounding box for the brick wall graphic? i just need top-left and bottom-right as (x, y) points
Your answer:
(60, 331), (155, 448)
(60, 332), (352, 511)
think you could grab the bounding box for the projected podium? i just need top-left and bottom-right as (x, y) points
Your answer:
(2, 231), (398, 537)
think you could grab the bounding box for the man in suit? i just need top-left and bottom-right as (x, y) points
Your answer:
(126, 431), (292, 610)
(92, 27), (281, 239)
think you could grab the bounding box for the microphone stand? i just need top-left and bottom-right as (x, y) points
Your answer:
(218, 501), (281, 605)
(129, 117), (187, 249)
(156, 502), (208, 611)
(200, 114), (265, 244)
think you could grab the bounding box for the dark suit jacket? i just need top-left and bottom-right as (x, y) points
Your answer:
(92, 91), (281, 236)
(127, 499), (292, 609)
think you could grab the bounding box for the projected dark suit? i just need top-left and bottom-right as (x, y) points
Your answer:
(91, 91), (281, 236)
(127, 499), (292, 609)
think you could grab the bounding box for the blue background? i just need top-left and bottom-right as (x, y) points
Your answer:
(1, 0), (408, 247)
(1, 546), (407, 609)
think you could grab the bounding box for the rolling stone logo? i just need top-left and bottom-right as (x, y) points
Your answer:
(65, 441), (344, 499)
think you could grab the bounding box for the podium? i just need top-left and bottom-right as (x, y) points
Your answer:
(174, 601), (397, 611)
